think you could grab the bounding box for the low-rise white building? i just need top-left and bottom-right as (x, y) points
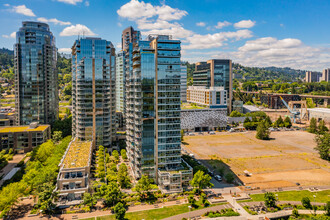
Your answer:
(187, 86), (227, 108)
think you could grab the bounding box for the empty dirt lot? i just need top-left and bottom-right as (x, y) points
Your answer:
(184, 131), (330, 189)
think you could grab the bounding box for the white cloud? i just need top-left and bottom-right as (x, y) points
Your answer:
(196, 22), (206, 27)
(56, 0), (83, 5)
(85, 1), (90, 6)
(12, 5), (36, 17)
(117, 0), (187, 21)
(234, 19), (256, 29)
(4, 4), (10, 7)
(142, 25), (194, 39)
(215, 21), (231, 29)
(58, 48), (71, 53)
(60, 24), (96, 36)
(2, 32), (16, 39)
(37, 17), (71, 26)
(183, 29), (253, 50)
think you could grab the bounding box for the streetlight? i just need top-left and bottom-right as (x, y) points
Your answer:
(188, 205), (192, 220)
(313, 195), (316, 203)
(275, 194), (278, 201)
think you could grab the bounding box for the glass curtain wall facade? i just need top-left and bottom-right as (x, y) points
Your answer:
(180, 65), (187, 102)
(115, 51), (125, 112)
(72, 38), (116, 148)
(193, 59), (232, 112)
(14, 21), (58, 125)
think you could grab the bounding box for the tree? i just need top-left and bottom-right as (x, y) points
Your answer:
(120, 149), (128, 160)
(284, 116), (292, 128)
(225, 172), (235, 183)
(318, 120), (329, 134)
(264, 192), (277, 208)
(112, 150), (120, 164)
(37, 183), (58, 214)
(118, 163), (131, 189)
(135, 175), (152, 200)
(265, 116), (273, 128)
(230, 111), (244, 117)
(309, 117), (318, 133)
(190, 170), (214, 194)
(52, 131), (62, 143)
(274, 116), (284, 128)
(292, 208), (299, 218)
(83, 192), (97, 210)
(325, 201), (330, 216)
(256, 120), (270, 140)
(301, 197), (312, 209)
(114, 202), (126, 220)
(188, 194), (196, 208)
(314, 133), (330, 161)
(101, 182), (124, 207)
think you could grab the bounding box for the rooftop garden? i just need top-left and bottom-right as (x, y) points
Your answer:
(0, 125), (49, 133)
(62, 140), (92, 169)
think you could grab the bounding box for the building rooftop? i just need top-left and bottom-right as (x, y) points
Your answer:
(0, 125), (49, 133)
(307, 108), (330, 114)
(61, 139), (92, 169)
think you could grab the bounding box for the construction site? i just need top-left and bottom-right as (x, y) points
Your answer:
(183, 130), (330, 190)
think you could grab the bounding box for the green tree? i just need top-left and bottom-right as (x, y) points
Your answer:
(112, 150), (120, 164)
(37, 183), (58, 214)
(114, 202), (126, 220)
(120, 149), (128, 160)
(180, 129), (184, 142)
(325, 201), (330, 216)
(188, 194), (197, 208)
(292, 208), (299, 218)
(190, 170), (214, 194)
(301, 197), (312, 209)
(318, 120), (329, 134)
(83, 192), (97, 210)
(230, 110), (244, 117)
(225, 172), (235, 183)
(256, 120), (270, 140)
(264, 192), (277, 208)
(314, 133), (330, 161)
(264, 116), (273, 128)
(118, 163), (131, 189)
(52, 131), (62, 143)
(309, 117), (318, 133)
(275, 116), (284, 128)
(135, 175), (152, 200)
(284, 116), (292, 128)
(101, 182), (124, 207)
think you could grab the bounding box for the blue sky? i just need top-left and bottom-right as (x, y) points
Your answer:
(1, 0), (330, 70)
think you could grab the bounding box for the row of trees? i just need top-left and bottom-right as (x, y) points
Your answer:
(308, 118), (330, 162)
(0, 136), (72, 217)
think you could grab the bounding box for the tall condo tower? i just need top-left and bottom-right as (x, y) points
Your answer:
(71, 37), (116, 148)
(14, 21), (58, 125)
(126, 34), (192, 192)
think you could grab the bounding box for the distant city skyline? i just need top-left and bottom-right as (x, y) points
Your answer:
(1, 0), (330, 71)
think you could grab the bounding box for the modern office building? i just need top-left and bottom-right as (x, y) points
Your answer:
(56, 138), (92, 205)
(322, 68), (330, 82)
(0, 122), (50, 153)
(71, 37), (116, 148)
(180, 65), (187, 102)
(116, 51), (125, 112)
(305, 71), (321, 82)
(187, 86), (227, 108)
(14, 21), (58, 125)
(193, 59), (233, 112)
(126, 34), (192, 192)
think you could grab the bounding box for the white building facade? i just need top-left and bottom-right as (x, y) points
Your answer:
(187, 86), (227, 108)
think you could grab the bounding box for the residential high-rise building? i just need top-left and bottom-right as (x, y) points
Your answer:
(180, 65), (187, 102)
(193, 59), (233, 112)
(116, 51), (125, 112)
(305, 71), (321, 82)
(122, 26), (141, 50)
(14, 21), (58, 125)
(71, 37), (116, 148)
(322, 68), (330, 82)
(126, 34), (192, 192)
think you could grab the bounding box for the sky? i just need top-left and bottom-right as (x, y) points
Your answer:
(1, 0), (330, 71)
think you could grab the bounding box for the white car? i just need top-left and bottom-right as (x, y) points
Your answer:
(215, 175), (222, 181)
(209, 131), (215, 135)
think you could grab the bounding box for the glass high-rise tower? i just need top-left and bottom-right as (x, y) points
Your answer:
(71, 37), (116, 148)
(14, 21), (58, 125)
(126, 33), (192, 192)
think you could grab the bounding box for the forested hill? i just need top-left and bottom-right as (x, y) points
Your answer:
(233, 63), (309, 81)
(0, 48), (14, 68)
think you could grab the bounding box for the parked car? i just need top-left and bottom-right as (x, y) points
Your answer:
(209, 131), (215, 135)
(188, 133), (195, 136)
(215, 175), (222, 181)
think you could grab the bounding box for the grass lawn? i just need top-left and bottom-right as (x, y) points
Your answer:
(81, 202), (227, 220)
(250, 190), (330, 203)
